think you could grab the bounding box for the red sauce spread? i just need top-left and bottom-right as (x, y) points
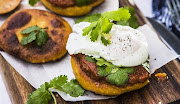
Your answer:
(47, 0), (76, 8)
(47, 0), (98, 8)
(74, 54), (151, 86)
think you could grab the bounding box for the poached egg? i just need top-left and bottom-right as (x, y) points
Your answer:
(66, 22), (148, 67)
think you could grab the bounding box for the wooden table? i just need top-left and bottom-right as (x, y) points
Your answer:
(0, 0), (180, 104)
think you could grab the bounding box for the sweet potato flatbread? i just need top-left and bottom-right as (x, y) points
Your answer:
(0, 9), (72, 63)
(71, 54), (150, 95)
(0, 0), (21, 14)
(41, 0), (104, 16)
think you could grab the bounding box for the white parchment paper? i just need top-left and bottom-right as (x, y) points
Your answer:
(0, 0), (179, 101)
(0, 0), (119, 101)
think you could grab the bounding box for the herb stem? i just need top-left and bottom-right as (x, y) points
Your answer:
(48, 89), (57, 104)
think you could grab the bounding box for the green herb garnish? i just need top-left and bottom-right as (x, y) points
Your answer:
(76, 7), (131, 23)
(101, 8), (131, 21)
(21, 25), (49, 47)
(76, 7), (139, 29)
(75, 7), (139, 46)
(21, 31), (37, 45)
(77, 8), (131, 46)
(117, 7), (139, 29)
(29, 0), (40, 6)
(82, 18), (113, 45)
(107, 67), (134, 86)
(76, 0), (91, 6)
(75, 13), (102, 23)
(27, 82), (51, 104)
(27, 75), (85, 104)
(85, 55), (96, 63)
(85, 55), (134, 86)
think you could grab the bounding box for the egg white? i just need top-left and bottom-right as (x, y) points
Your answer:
(66, 22), (148, 67)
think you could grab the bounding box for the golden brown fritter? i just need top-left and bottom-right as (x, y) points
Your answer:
(71, 54), (150, 96)
(0, 0), (21, 14)
(41, 0), (104, 16)
(47, 0), (76, 7)
(0, 9), (72, 63)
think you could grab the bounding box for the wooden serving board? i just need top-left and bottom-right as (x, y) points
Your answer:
(0, 0), (180, 104)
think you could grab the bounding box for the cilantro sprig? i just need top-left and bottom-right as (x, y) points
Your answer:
(76, 7), (139, 46)
(116, 7), (139, 29)
(85, 55), (134, 86)
(76, 0), (91, 6)
(27, 75), (85, 104)
(76, 13), (102, 23)
(107, 67), (134, 85)
(76, 7), (138, 28)
(78, 8), (131, 46)
(29, 0), (40, 6)
(20, 25), (49, 47)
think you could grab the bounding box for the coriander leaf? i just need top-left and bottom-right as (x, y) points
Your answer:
(107, 70), (129, 86)
(102, 8), (131, 21)
(21, 31), (37, 45)
(101, 36), (111, 46)
(116, 20), (129, 26)
(81, 7), (131, 45)
(109, 66), (119, 73)
(27, 75), (85, 104)
(21, 25), (40, 34)
(107, 68), (134, 86)
(29, 0), (40, 6)
(83, 21), (97, 36)
(62, 79), (85, 97)
(84, 56), (117, 77)
(50, 75), (85, 97)
(49, 75), (85, 97)
(125, 7), (139, 29)
(75, 13), (101, 23)
(117, 7), (139, 29)
(85, 55), (96, 63)
(122, 67), (134, 73)
(84, 55), (134, 86)
(105, 66), (113, 74)
(95, 58), (112, 67)
(97, 66), (119, 77)
(20, 25), (49, 46)
(125, 7), (134, 15)
(97, 66), (109, 77)
(27, 82), (51, 104)
(49, 75), (68, 90)
(36, 29), (49, 46)
(100, 18), (113, 34)
(28, 93), (32, 99)
(76, 0), (91, 6)
(128, 15), (139, 29)
(90, 22), (100, 41)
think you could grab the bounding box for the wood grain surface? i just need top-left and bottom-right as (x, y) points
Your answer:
(0, 0), (180, 104)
